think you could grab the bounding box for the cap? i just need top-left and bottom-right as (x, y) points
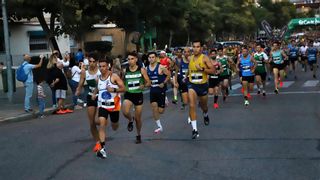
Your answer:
(160, 50), (166, 54)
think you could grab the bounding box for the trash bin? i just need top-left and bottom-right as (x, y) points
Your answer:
(2, 69), (16, 93)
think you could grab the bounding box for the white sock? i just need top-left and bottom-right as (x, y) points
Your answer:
(191, 120), (197, 131)
(156, 120), (162, 128)
(188, 117), (191, 123)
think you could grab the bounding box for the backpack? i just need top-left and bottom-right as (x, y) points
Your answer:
(16, 62), (28, 82)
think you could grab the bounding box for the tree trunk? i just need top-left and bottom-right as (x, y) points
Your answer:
(37, 12), (61, 56)
(168, 30), (173, 48)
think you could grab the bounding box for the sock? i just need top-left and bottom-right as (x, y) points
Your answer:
(191, 120), (197, 131)
(100, 141), (105, 148)
(174, 95), (178, 101)
(156, 120), (162, 128)
(203, 112), (208, 117)
(214, 96), (218, 103)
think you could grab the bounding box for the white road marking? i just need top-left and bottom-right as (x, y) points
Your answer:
(302, 80), (319, 87)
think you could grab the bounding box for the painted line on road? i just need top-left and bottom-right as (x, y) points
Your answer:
(231, 83), (242, 90)
(282, 81), (294, 88)
(226, 90), (320, 97)
(303, 80), (319, 87)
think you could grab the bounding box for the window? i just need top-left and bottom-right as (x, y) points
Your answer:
(29, 31), (49, 51)
(101, 35), (113, 43)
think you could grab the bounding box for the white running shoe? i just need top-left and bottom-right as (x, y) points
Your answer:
(154, 127), (163, 134)
(96, 148), (107, 159)
(77, 98), (84, 104)
(244, 100), (250, 106)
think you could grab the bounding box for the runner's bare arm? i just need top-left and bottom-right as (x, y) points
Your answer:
(109, 73), (126, 93)
(141, 67), (151, 87)
(203, 56), (215, 74)
(75, 70), (86, 96)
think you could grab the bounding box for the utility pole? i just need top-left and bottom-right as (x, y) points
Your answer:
(2, 0), (13, 102)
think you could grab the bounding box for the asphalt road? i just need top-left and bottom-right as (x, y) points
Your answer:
(1, 70), (320, 180)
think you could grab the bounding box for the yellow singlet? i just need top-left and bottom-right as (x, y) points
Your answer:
(188, 54), (208, 84)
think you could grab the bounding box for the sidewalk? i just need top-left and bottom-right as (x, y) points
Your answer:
(0, 84), (73, 123)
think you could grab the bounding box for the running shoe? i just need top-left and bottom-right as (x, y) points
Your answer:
(223, 95), (227, 102)
(313, 75), (317, 79)
(187, 117), (191, 124)
(180, 104), (185, 110)
(154, 127), (163, 134)
(204, 115), (210, 125)
(56, 109), (67, 114)
(135, 135), (142, 144)
(96, 148), (107, 159)
(262, 91), (266, 97)
(172, 99), (178, 104)
(213, 103), (219, 109)
(274, 89), (279, 94)
(64, 109), (74, 113)
(244, 100), (250, 106)
(279, 81), (283, 88)
(93, 142), (102, 152)
(127, 118), (134, 132)
(257, 90), (261, 95)
(192, 129), (199, 139)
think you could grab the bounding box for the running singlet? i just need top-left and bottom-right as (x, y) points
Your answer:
(307, 47), (318, 61)
(178, 58), (189, 80)
(124, 66), (144, 93)
(97, 74), (121, 111)
(209, 61), (220, 79)
(289, 47), (299, 59)
(217, 55), (229, 76)
(147, 63), (166, 93)
(254, 52), (267, 74)
(272, 50), (284, 65)
(188, 54), (208, 84)
(86, 70), (101, 96)
(240, 55), (254, 77)
(160, 57), (170, 69)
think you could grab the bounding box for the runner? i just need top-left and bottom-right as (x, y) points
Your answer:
(306, 41), (319, 79)
(171, 48), (183, 104)
(122, 52), (151, 144)
(147, 52), (171, 134)
(76, 52), (101, 152)
(299, 42), (308, 72)
(187, 40), (215, 139)
(269, 41), (288, 94)
(174, 47), (190, 110)
(288, 40), (299, 79)
(217, 47), (234, 102)
(237, 46), (256, 106)
(254, 44), (268, 96)
(208, 49), (221, 109)
(92, 58), (125, 159)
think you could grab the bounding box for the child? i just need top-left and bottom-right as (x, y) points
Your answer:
(37, 78), (46, 118)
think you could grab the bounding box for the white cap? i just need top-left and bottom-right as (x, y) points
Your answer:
(160, 50), (166, 54)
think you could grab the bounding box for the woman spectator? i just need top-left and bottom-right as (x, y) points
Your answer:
(69, 58), (85, 109)
(46, 54), (58, 108)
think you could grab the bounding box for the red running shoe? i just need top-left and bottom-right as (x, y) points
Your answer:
(64, 109), (74, 113)
(93, 142), (102, 152)
(56, 109), (67, 114)
(213, 103), (219, 109)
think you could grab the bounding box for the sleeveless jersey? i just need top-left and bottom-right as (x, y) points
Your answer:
(86, 69), (101, 96)
(254, 52), (267, 74)
(178, 58), (189, 80)
(209, 61), (220, 80)
(289, 46), (299, 59)
(272, 50), (284, 65)
(188, 54), (208, 84)
(217, 55), (229, 76)
(124, 66), (144, 93)
(97, 74), (121, 111)
(147, 63), (166, 93)
(307, 47), (318, 61)
(240, 55), (254, 77)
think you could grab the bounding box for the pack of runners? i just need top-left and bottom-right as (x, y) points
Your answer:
(77, 39), (319, 159)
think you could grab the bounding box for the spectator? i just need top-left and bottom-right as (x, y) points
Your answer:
(46, 54), (58, 108)
(75, 49), (84, 63)
(83, 52), (89, 68)
(69, 60), (84, 109)
(36, 77), (46, 118)
(22, 54), (43, 113)
(50, 62), (73, 114)
(111, 57), (123, 78)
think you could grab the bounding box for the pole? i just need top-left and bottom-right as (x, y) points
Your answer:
(2, 0), (13, 102)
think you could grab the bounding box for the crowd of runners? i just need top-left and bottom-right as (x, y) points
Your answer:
(75, 38), (319, 159)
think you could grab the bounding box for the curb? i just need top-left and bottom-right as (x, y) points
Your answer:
(0, 104), (74, 124)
